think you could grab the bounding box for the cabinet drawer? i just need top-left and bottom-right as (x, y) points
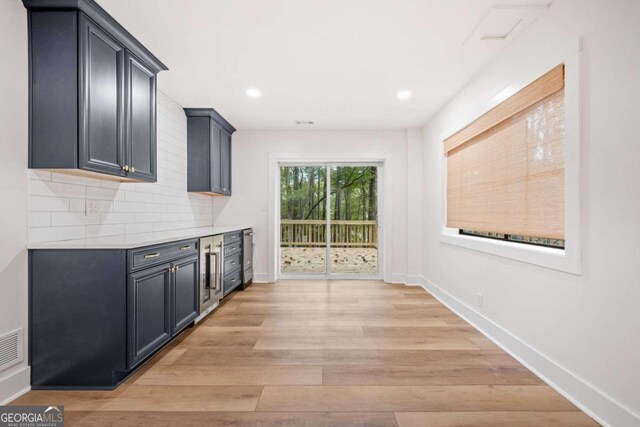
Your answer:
(224, 268), (242, 295)
(224, 241), (241, 257)
(224, 231), (242, 245)
(224, 252), (242, 275)
(129, 239), (198, 272)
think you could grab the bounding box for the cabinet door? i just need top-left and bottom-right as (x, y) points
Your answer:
(79, 15), (126, 177)
(125, 52), (157, 182)
(220, 129), (232, 195)
(128, 264), (172, 368)
(172, 256), (198, 335)
(210, 121), (223, 193)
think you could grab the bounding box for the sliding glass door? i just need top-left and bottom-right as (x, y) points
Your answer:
(280, 165), (327, 275)
(329, 165), (378, 275)
(279, 163), (380, 278)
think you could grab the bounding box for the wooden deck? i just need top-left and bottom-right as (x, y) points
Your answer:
(9, 280), (598, 426)
(280, 247), (378, 274)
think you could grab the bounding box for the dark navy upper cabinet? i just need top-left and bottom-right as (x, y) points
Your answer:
(79, 14), (126, 177)
(184, 108), (236, 196)
(24, 0), (167, 182)
(172, 256), (199, 335)
(125, 52), (158, 182)
(128, 263), (172, 369)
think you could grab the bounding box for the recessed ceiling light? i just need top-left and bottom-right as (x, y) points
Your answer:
(246, 88), (261, 98)
(295, 121), (314, 125)
(397, 90), (411, 100)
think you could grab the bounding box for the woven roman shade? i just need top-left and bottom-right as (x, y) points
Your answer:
(445, 65), (565, 240)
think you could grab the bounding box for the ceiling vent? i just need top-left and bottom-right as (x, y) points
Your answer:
(295, 121), (314, 125)
(0, 329), (24, 373)
(464, 4), (550, 44)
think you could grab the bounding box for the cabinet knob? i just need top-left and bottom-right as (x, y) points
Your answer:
(123, 165), (130, 172)
(131, 167), (135, 173)
(175, 265), (180, 271)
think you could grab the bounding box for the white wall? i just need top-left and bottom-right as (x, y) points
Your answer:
(212, 129), (419, 283)
(27, 92), (213, 243)
(0, 0), (29, 404)
(421, 1), (640, 425)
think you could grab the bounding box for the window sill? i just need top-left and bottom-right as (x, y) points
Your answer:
(440, 229), (581, 275)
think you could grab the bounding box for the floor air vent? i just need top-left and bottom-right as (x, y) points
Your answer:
(0, 329), (23, 372)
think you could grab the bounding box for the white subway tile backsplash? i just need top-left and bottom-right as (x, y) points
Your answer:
(124, 191), (153, 203)
(29, 212), (51, 228)
(29, 226), (85, 243)
(125, 222), (154, 235)
(30, 180), (86, 198)
(100, 212), (136, 224)
(86, 224), (125, 238)
(113, 201), (145, 213)
(86, 186), (125, 201)
(27, 92), (214, 243)
(30, 196), (70, 212)
(29, 170), (51, 181)
(50, 172), (103, 187)
(70, 198), (86, 212)
(51, 211), (100, 226)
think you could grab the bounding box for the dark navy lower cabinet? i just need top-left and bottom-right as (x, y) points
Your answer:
(29, 250), (128, 389)
(29, 241), (199, 390)
(127, 263), (172, 369)
(222, 231), (244, 296)
(172, 256), (199, 335)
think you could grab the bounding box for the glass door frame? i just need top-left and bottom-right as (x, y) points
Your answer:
(278, 161), (383, 280)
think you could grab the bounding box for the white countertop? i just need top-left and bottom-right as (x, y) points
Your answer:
(27, 226), (252, 250)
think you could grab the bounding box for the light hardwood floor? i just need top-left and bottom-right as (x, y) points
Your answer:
(10, 280), (599, 426)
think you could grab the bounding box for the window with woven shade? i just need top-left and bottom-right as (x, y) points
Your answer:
(444, 65), (565, 248)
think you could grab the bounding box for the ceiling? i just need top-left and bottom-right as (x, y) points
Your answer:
(100, 0), (551, 129)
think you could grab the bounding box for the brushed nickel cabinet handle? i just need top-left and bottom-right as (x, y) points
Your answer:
(180, 245), (191, 250)
(144, 252), (160, 259)
(230, 261), (236, 265)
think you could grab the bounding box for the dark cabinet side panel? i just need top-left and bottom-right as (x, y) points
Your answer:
(210, 121), (223, 193)
(78, 14), (126, 176)
(172, 256), (198, 334)
(125, 52), (157, 182)
(28, 11), (79, 169)
(220, 129), (232, 195)
(128, 264), (172, 369)
(30, 249), (127, 388)
(186, 116), (211, 192)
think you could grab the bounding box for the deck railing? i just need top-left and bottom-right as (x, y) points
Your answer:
(281, 220), (378, 248)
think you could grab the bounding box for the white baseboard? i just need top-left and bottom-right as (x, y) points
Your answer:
(252, 273), (271, 283)
(406, 276), (639, 427)
(0, 366), (30, 405)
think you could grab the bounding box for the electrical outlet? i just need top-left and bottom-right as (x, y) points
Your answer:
(476, 293), (483, 308)
(86, 200), (99, 216)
